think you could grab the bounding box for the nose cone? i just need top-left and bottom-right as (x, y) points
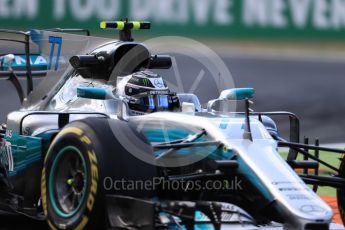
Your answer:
(277, 198), (333, 229)
(229, 139), (333, 228)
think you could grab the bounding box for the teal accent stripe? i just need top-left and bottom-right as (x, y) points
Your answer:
(15, 155), (42, 171)
(4, 132), (42, 177)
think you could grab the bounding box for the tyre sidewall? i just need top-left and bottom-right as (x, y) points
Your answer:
(42, 126), (103, 230)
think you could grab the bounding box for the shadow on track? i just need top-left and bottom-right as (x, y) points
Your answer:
(0, 212), (48, 230)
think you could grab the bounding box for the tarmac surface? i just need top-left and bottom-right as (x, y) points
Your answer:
(224, 53), (345, 144)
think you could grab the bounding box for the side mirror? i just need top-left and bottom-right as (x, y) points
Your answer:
(77, 87), (116, 100)
(207, 88), (255, 112)
(219, 88), (254, 100)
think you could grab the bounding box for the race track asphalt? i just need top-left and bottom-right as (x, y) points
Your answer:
(225, 54), (345, 144)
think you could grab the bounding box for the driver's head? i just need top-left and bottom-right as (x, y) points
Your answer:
(118, 71), (180, 115)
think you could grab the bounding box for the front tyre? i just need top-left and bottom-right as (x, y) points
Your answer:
(41, 125), (103, 230)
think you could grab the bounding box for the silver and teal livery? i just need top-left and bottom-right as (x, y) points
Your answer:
(0, 22), (343, 230)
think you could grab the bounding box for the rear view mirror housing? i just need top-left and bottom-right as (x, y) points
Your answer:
(207, 88), (255, 112)
(77, 87), (131, 121)
(77, 87), (115, 100)
(219, 88), (255, 100)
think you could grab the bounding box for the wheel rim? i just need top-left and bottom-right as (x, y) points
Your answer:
(49, 146), (88, 218)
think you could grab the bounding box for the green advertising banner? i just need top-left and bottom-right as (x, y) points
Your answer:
(1, 0), (345, 40)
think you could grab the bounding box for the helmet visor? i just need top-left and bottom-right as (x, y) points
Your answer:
(129, 95), (173, 113)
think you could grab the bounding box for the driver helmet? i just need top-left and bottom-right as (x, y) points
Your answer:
(117, 71), (180, 115)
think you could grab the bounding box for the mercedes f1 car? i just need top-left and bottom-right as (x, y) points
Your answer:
(0, 20), (344, 230)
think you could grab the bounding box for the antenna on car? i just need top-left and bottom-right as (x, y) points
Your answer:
(100, 19), (151, 41)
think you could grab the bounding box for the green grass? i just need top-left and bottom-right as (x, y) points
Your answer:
(280, 151), (344, 198)
(316, 186), (336, 197)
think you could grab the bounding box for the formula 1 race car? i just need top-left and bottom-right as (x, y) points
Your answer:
(0, 20), (344, 230)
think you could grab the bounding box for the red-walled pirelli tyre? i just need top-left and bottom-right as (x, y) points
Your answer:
(337, 155), (345, 225)
(41, 118), (157, 230)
